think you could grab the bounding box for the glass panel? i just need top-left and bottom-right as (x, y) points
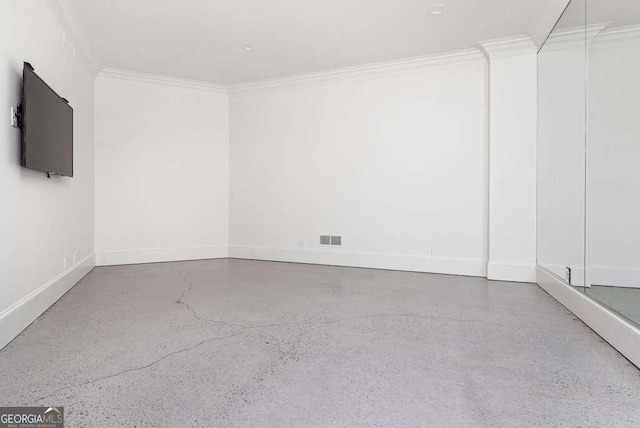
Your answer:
(537, 0), (587, 288)
(586, 0), (640, 325)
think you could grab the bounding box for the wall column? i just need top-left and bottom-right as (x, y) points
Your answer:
(480, 36), (538, 282)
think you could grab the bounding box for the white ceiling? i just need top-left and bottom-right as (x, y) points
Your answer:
(72, 0), (541, 84)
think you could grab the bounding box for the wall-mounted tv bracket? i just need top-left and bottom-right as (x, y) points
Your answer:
(13, 103), (23, 129)
(13, 62), (33, 129)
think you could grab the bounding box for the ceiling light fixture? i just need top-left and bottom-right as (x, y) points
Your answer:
(429, 4), (446, 15)
(242, 44), (253, 51)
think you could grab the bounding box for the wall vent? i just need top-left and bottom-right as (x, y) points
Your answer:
(320, 235), (342, 246)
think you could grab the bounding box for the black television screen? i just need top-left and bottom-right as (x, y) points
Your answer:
(21, 63), (73, 177)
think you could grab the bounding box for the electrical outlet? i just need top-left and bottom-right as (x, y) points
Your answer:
(298, 240), (305, 249)
(428, 247), (435, 257)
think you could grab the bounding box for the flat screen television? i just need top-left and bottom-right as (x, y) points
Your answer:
(20, 63), (73, 177)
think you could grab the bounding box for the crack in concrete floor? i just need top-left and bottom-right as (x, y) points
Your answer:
(31, 330), (247, 404)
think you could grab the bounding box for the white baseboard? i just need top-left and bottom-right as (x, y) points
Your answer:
(487, 261), (536, 283)
(228, 246), (487, 277)
(590, 266), (640, 289)
(0, 253), (96, 350)
(96, 246), (229, 266)
(537, 264), (640, 368)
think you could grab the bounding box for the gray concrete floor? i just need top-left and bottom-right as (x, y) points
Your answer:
(1, 259), (640, 427)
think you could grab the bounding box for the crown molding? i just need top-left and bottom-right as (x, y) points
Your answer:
(478, 35), (537, 59)
(592, 24), (640, 50)
(541, 22), (640, 52)
(98, 48), (488, 95)
(227, 49), (485, 94)
(48, 0), (104, 75)
(541, 23), (609, 51)
(97, 68), (229, 93)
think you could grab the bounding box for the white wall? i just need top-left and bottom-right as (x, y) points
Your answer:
(229, 54), (489, 276)
(480, 37), (538, 282)
(94, 71), (229, 265)
(0, 1), (96, 348)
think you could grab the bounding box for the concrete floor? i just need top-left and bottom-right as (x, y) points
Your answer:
(1, 259), (640, 427)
